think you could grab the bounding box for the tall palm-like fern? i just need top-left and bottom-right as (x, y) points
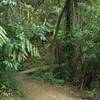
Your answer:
(0, 26), (40, 70)
(0, 26), (9, 46)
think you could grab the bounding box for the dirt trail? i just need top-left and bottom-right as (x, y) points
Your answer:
(18, 73), (94, 100)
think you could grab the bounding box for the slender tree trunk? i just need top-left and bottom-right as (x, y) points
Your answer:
(64, 0), (76, 81)
(65, 0), (73, 33)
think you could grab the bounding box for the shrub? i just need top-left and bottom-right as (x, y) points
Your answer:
(27, 70), (64, 86)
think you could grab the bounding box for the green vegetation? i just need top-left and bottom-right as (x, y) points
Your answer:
(0, 0), (100, 99)
(0, 96), (23, 100)
(27, 70), (64, 85)
(0, 71), (24, 98)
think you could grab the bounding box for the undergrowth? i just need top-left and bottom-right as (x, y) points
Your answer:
(0, 70), (24, 99)
(0, 96), (22, 100)
(26, 70), (64, 86)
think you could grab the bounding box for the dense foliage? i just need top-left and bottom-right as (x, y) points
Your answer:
(0, 0), (100, 98)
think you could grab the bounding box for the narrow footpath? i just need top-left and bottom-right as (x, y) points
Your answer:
(18, 72), (96, 100)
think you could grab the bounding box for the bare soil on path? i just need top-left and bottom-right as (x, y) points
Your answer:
(18, 73), (96, 100)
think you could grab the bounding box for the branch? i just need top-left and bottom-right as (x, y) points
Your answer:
(52, 0), (67, 42)
(55, 9), (65, 37)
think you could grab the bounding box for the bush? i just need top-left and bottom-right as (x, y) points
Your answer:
(0, 70), (24, 98)
(27, 70), (64, 86)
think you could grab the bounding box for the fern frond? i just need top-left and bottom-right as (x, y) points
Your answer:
(0, 26), (9, 46)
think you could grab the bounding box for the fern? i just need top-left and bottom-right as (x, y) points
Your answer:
(0, 26), (9, 47)
(4, 35), (40, 63)
(0, 26), (40, 70)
